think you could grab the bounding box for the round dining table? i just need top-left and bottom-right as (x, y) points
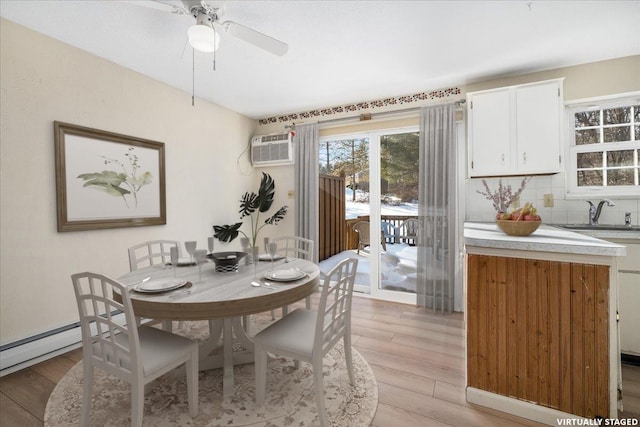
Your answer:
(118, 256), (320, 398)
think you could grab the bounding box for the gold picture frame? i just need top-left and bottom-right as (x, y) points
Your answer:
(54, 121), (166, 232)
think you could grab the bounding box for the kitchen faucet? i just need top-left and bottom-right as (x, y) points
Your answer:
(586, 199), (615, 225)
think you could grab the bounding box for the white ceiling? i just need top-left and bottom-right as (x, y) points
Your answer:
(1, 1), (639, 119)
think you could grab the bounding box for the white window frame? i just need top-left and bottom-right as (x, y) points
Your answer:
(565, 92), (640, 198)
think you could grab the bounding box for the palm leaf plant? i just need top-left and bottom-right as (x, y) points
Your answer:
(213, 172), (288, 247)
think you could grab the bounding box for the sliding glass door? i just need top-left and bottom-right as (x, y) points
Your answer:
(377, 130), (419, 302)
(319, 126), (418, 304)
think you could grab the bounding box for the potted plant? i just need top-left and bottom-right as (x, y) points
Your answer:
(213, 172), (288, 253)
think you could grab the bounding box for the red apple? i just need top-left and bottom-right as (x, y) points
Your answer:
(524, 214), (541, 221)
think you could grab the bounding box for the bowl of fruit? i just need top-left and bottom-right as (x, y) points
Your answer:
(495, 202), (541, 236)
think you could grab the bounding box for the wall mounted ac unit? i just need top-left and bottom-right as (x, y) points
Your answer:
(251, 132), (294, 167)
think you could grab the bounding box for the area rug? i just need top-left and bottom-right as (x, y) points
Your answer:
(44, 317), (378, 426)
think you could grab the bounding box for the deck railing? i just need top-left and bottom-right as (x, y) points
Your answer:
(345, 215), (418, 252)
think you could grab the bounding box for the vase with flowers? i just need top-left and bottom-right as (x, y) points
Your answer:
(477, 177), (542, 236)
(213, 172), (288, 262)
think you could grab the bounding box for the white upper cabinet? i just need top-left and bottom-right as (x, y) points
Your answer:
(467, 79), (564, 177)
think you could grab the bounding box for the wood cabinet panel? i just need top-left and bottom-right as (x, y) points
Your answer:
(466, 254), (609, 418)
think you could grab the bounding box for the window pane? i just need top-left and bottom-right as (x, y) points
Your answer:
(577, 170), (603, 186)
(635, 124), (639, 141)
(607, 150), (634, 167)
(575, 111), (600, 128)
(603, 107), (630, 125)
(577, 152), (603, 168)
(634, 105), (640, 123)
(380, 132), (419, 204)
(607, 168), (635, 186)
(575, 129), (600, 145)
(603, 126), (631, 143)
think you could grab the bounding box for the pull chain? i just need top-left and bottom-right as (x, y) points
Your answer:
(212, 30), (217, 71)
(192, 47), (195, 106)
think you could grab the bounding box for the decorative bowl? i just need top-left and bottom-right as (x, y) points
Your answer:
(207, 251), (246, 273)
(496, 220), (541, 237)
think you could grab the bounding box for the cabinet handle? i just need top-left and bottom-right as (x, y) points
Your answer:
(501, 153), (505, 164)
(523, 152), (527, 164)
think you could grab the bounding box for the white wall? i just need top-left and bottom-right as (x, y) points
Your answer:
(0, 19), (258, 344)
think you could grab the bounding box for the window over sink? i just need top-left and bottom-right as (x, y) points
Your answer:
(567, 92), (640, 197)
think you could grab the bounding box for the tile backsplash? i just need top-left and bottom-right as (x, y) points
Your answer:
(465, 173), (640, 226)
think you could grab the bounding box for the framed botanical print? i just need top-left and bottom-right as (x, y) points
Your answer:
(54, 121), (166, 231)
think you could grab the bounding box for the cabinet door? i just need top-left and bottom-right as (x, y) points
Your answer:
(611, 240), (640, 356)
(468, 89), (512, 177)
(515, 81), (561, 173)
(618, 271), (640, 356)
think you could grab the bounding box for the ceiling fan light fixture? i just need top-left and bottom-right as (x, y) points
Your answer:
(188, 22), (219, 53)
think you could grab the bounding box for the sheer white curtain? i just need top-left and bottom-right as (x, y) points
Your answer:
(293, 123), (319, 263)
(417, 103), (457, 313)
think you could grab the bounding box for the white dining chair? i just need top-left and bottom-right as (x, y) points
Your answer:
(128, 240), (180, 271)
(128, 240), (184, 329)
(71, 272), (199, 427)
(272, 236), (315, 312)
(254, 257), (358, 427)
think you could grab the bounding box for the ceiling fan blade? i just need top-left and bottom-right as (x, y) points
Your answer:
(222, 21), (288, 56)
(126, 0), (189, 15)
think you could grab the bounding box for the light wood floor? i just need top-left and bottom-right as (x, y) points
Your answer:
(1, 295), (639, 426)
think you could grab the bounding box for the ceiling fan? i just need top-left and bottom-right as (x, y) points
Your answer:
(137, 0), (288, 56)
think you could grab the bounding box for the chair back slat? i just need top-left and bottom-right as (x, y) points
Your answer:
(72, 272), (141, 376)
(128, 240), (180, 271)
(398, 218), (422, 245)
(314, 258), (358, 355)
(272, 236), (314, 261)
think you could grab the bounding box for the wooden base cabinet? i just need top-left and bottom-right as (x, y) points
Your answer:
(467, 254), (610, 419)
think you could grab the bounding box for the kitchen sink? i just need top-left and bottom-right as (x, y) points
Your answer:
(557, 224), (640, 231)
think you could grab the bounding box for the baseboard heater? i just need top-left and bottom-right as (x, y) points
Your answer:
(0, 311), (127, 377)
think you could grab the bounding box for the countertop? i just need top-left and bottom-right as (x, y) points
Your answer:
(464, 222), (627, 257)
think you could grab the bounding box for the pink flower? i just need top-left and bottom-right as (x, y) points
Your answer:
(477, 177), (531, 212)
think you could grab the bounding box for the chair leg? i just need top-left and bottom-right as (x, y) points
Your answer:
(344, 335), (355, 385)
(270, 309), (276, 320)
(255, 344), (267, 405)
(186, 348), (199, 417)
(131, 381), (144, 427)
(305, 296), (311, 309)
(312, 357), (328, 427)
(80, 362), (93, 427)
(242, 315), (250, 333)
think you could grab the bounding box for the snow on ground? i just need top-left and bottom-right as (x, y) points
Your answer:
(332, 189), (419, 294)
(346, 201), (419, 219)
(319, 243), (417, 294)
(345, 188), (418, 219)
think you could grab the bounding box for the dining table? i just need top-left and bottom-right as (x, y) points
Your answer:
(117, 256), (320, 398)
